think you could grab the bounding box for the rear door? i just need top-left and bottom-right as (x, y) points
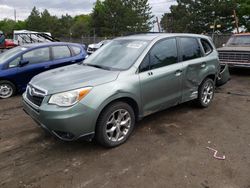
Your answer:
(177, 37), (207, 102)
(139, 38), (183, 116)
(51, 45), (75, 68)
(16, 47), (52, 89)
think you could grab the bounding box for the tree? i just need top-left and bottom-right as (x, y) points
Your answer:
(91, 0), (153, 36)
(71, 15), (92, 37)
(59, 14), (74, 38)
(26, 7), (42, 31)
(124, 0), (153, 32)
(238, 0), (250, 31)
(0, 19), (26, 38)
(161, 0), (240, 34)
(91, 0), (128, 36)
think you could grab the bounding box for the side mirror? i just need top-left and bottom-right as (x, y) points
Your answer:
(19, 59), (29, 67)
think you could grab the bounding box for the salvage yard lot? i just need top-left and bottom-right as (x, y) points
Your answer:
(0, 69), (250, 188)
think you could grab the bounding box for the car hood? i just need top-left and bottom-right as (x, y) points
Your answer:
(217, 46), (250, 52)
(30, 64), (120, 94)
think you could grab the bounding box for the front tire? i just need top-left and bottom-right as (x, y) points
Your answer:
(196, 78), (215, 108)
(95, 102), (135, 148)
(0, 80), (16, 99)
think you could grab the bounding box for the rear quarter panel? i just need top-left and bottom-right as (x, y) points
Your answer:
(181, 50), (219, 103)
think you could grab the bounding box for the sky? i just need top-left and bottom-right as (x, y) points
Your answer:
(0, 0), (177, 21)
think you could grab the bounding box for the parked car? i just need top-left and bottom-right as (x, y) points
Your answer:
(87, 40), (111, 54)
(23, 33), (229, 147)
(0, 31), (17, 50)
(218, 33), (250, 68)
(0, 42), (87, 99)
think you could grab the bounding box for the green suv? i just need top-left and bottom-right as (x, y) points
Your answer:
(23, 33), (221, 147)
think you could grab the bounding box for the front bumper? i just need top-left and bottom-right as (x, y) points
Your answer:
(22, 93), (96, 141)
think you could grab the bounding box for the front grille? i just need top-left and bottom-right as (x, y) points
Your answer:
(26, 85), (46, 107)
(219, 51), (250, 64)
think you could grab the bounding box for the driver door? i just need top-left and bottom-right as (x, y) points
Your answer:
(139, 38), (183, 116)
(16, 47), (52, 90)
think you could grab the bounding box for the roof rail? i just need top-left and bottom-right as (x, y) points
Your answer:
(124, 32), (165, 36)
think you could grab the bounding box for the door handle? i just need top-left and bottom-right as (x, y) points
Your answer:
(201, 62), (206, 68)
(175, 70), (182, 77)
(148, 71), (153, 76)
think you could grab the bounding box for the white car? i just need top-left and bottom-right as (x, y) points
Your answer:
(87, 40), (111, 54)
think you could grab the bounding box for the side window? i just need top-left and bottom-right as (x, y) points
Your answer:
(139, 54), (150, 72)
(52, 46), (71, 59)
(150, 38), (178, 70)
(71, 46), (81, 55)
(201, 39), (213, 55)
(23, 47), (50, 64)
(9, 56), (21, 68)
(179, 38), (202, 61)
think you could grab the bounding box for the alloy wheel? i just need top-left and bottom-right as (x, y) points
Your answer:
(105, 109), (131, 142)
(201, 82), (214, 105)
(0, 84), (13, 99)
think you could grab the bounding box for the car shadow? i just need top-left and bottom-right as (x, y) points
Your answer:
(229, 67), (250, 76)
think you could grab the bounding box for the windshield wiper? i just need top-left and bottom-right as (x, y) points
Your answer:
(84, 63), (112, 71)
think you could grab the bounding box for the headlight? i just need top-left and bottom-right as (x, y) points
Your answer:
(48, 87), (92, 107)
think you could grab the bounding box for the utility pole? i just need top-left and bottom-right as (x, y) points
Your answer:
(233, 10), (239, 34)
(156, 17), (161, 32)
(14, 9), (17, 22)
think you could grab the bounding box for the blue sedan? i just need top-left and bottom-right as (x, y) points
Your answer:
(0, 42), (87, 98)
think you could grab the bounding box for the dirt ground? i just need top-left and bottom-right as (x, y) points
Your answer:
(0, 69), (250, 188)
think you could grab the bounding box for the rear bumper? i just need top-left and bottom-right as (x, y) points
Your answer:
(216, 64), (230, 87)
(22, 93), (96, 141)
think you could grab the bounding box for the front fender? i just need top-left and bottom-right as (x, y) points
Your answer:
(95, 92), (141, 123)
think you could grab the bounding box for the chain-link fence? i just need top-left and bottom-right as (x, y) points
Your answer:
(59, 34), (232, 48)
(211, 34), (232, 48)
(59, 37), (108, 45)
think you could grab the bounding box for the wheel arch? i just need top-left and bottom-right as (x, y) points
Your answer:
(94, 94), (141, 129)
(200, 73), (216, 86)
(0, 78), (17, 89)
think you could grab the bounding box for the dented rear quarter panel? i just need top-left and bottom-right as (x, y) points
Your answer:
(181, 48), (219, 103)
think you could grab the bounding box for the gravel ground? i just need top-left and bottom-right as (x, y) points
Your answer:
(0, 69), (250, 188)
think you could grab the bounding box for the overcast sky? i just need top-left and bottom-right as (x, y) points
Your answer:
(0, 0), (176, 21)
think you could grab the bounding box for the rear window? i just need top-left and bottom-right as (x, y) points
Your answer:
(52, 46), (71, 59)
(71, 46), (81, 55)
(201, 39), (213, 55)
(179, 37), (202, 61)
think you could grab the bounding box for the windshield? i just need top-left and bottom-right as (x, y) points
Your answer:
(0, 46), (28, 64)
(84, 39), (149, 70)
(226, 35), (250, 46)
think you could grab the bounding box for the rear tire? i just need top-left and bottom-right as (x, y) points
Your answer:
(196, 78), (215, 108)
(95, 102), (135, 148)
(0, 80), (16, 99)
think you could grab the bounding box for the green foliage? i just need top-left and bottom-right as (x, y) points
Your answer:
(238, 0), (250, 31)
(0, 1), (153, 38)
(161, 0), (249, 33)
(91, 0), (153, 36)
(71, 15), (92, 37)
(26, 7), (42, 31)
(0, 19), (27, 38)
